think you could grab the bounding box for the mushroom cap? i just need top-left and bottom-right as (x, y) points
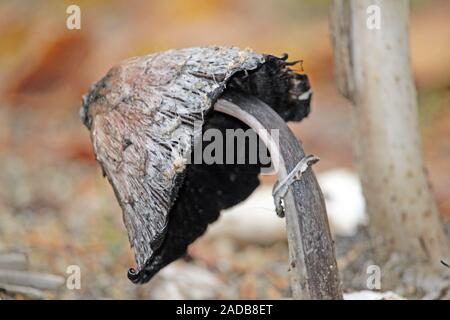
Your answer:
(80, 46), (311, 283)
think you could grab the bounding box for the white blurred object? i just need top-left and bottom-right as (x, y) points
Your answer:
(207, 168), (367, 244)
(344, 290), (404, 300)
(150, 262), (222, 299)
(317, 169), (367, 236)
(207, 185), (285, 245)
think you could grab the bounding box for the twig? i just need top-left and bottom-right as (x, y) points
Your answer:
(0, 269), (64, 290)
(0, 282), (45, 299)
(0, 252), (28, 271)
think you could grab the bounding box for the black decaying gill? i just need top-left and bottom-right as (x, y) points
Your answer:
(80, 47), (312, 284)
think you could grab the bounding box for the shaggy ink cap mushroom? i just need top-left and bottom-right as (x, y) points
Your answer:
(80, 46), (312, 284)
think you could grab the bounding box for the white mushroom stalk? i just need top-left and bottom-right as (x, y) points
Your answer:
(215, 91), (342, 299)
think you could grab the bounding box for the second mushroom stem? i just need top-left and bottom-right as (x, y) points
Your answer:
(214, 91), (343, 300)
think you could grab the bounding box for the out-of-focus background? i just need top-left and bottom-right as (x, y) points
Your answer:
(0, 0), (448, 299)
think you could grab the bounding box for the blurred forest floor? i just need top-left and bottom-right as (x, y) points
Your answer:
(0, 0), (449, 299)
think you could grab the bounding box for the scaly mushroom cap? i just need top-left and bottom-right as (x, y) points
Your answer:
(80, 46), (311, 283)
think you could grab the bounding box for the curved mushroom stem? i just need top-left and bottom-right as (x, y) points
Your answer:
(215, 91), (343, 300)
